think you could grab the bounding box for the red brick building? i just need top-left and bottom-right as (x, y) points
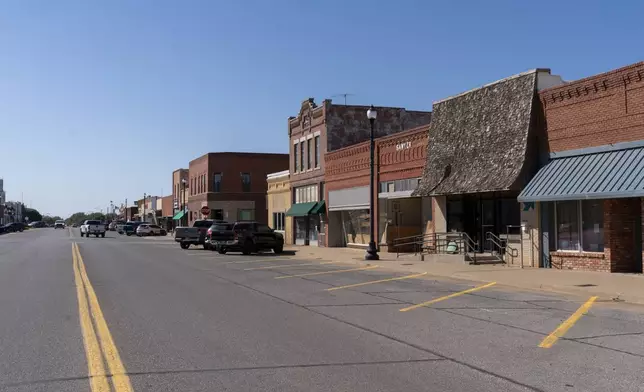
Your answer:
(286, 98), (431, 247)
(519, 61), (644, 272)
(324, 125), (430, 250)
(187, 152), (288, 226)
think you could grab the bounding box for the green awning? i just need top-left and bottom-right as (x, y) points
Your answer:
(309, 200), (326, 215)
(172, 210), (186, 220)
(285, 202), (317, 217)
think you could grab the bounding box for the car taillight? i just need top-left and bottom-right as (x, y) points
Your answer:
(207, 228), (212, 235)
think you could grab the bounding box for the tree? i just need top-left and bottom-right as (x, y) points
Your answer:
(42, 215), (62, 225)
(24, 208), (43, 223)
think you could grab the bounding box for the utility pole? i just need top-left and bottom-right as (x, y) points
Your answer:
(125, 198), (128, 221)
(143, 192), (147, 222)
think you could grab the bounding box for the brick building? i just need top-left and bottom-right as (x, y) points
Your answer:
(286, 98), (432, 246)
(519, 61), (644, 272)
(171, 168), (189, 226)
(324, 125), (430, 250)
(267, 170), (292, 245)
(187, 152), (288, 225)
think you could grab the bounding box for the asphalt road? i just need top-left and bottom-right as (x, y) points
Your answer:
(2, 228), (644, 391)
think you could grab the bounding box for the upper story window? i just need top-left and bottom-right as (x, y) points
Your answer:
(307, 139), (312, 170)
(241, 172), (251, 192)
(293, 143), (298, 173)
(202, 175), (206, 193)
(314, 135), (320, 168)
(299, 141), (304, 172)
(213, 173), (222, 192)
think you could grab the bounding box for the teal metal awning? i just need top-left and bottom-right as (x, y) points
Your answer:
(172, 210), (186, 220)
(518, 145), (644, 202)
(285, 202), (317, 217)
(309, 200), (326, 215)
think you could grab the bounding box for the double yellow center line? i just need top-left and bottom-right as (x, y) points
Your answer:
(72, 242), (133, 392)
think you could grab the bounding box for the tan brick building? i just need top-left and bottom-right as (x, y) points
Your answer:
(519, 61), (644, 272)
(187, 152), (288, 226)
(267, 170), (292, 245)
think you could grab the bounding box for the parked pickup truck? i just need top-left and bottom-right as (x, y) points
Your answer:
(80, 220), (106, 238)
(210, 221), (284, 255)
(174, 219), (214, 249)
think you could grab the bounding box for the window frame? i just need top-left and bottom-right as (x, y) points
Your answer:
(241, 172), (251, 192)
(293, 143), (299, 173)
(213, 173), (222, 193)
(299, 141), (305, 172)
(554, 200), (604, 253)
(314, 135), (320, 168)
(307, 138), (312, 170)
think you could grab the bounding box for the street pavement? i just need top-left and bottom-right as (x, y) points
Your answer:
(1, 228), (644, 391)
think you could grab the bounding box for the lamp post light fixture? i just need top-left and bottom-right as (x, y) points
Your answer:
(365, 105), (379, 261)
(181, 178), (188, 226)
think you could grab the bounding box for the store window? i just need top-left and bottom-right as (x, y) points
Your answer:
(238, 209), (254, 221)
(556, 200), (580, 251)
(582, 200), (604, 252)
(272, 212), (285, 231)
(341, 209), (370, 245)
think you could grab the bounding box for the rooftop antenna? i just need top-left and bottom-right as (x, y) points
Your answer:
(331, 93), (355, 105)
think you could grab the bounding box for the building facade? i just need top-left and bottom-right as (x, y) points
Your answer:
(3, 201), (22, 224)
(267, 170), (292, 245)
(519, 61), (644, 272)
(414, 69), (564, 265)
(324, 125), (430, 250)
(172, 168), (189, 226)
(286, 98), (432, 246)
(187, 152), (289, 226)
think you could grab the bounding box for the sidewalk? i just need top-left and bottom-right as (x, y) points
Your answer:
(285, 245), (644, 306)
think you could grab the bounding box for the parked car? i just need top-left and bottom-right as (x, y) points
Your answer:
(80, 220), (106, 238)
(118, 223), (135, 236)
(204, 222), (231, 250)
(3, 222), (25, 233)
(212, 221), (284, 255)
(174, 219), (215, 249)
(72, 223), (78, 228)
(54, 220), (66, 229)
(29, 221), (47, 228)
(136, 224), (167, 236)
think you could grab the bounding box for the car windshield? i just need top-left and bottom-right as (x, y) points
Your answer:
(193, 220), (213, 228)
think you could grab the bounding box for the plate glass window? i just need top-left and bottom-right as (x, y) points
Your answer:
(582, 200), (604, 252)
(556, 200), (580, 251)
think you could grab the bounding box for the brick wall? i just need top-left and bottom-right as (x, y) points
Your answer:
(605, 198), (641, 272)
(550, 251), (609, 271)
(541, 62), (644, 152)
(161, 195), (174, 217)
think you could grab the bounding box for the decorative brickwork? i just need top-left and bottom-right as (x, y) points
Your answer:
(541, 62), (644, 152)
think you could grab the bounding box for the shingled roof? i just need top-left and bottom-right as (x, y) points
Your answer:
(414, 70), (540, 196)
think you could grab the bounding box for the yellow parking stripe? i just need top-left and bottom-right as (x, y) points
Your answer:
(275, 265), (379, 279)
(74, 243), (134, 392)
(539, 296), (598, 348)
(399, 282), (497, 312)
(244, 262), (335, 271)
(327, 272), (428, 291)
(224, 258), (295, 265)
(72, 244), (110, 392)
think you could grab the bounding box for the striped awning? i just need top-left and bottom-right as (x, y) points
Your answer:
(518, 145), (644, 202)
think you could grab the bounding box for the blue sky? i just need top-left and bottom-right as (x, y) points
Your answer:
(0, 0), (642, 217)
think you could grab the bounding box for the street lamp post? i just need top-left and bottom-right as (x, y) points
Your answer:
(365, 105), (379, 261)
(181, 178), (188, 227)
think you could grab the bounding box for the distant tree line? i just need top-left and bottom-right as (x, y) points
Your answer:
(66, 212), (117, 225)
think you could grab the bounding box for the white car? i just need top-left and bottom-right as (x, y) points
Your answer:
(54, 220), (66, 229)
(136, 224), (166, 236)
(80, 220), (106, 238)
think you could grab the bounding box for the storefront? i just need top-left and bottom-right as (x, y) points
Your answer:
(519, 142), (644, 272)
(286, 184), (325, 246)
(327, 185), (371, 248)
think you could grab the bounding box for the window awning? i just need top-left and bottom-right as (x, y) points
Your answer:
(309, 200), (326, 215)
(518, 146), (644, 202)
(172, 210), (186, 220)
(285, 202), (317, 217)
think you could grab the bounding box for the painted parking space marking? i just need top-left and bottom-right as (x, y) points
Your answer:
(244, 261), (335, 271)
(326, 272), (429, 291)
(539, 296), (598, 348)
(399, 282), (497, 312)
(275, 265), (379, 279)
(224, 258), (295, 265)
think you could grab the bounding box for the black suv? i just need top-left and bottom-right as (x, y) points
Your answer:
(210, 221), (284, 255)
